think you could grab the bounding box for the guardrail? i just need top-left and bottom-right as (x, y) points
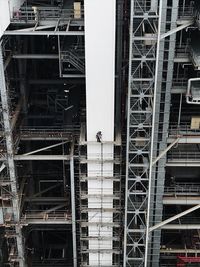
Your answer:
(12, 7), (84, 22)
(168, 151), (200, 160)
(21, 211), (72, 222)
(165, 184), (200, 194)
(178, 6), (194, 19)
(169, 124), (200, 136)
(19, 125), (79, 139)
(172, 77), (188, 88)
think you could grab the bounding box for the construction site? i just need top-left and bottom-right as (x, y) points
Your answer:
(0, 0), (200, 266)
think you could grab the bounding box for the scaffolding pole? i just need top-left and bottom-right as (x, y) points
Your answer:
(70, 142), (77, 267)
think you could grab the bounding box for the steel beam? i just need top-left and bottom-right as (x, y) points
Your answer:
(20, 219), (72, 225)
(152, 138), (180, 166)
(14, 155), (70, 160)
(160, 21), (193, 40)
(149, 204), (200, 232)
(161, 224), (200, 230)
(13, 54), (59, 59)
(163, 197), (200, 205)
(167, 137), (200, 144)
(166, 161), (200, 167)
(23, 141), (68, 156)
(70, 142), (77, 267)
(4, 31), (84, 36)
(28, 79), (85, 84)
(160, 249), (200, 254)
(144, 1), (163, 266)
(32, 184), (61, 198)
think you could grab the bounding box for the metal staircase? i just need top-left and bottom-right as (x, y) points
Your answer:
(60, 50), (85, 74)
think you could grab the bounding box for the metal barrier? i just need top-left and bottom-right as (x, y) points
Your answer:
(165, 184), (200, 194)
(178, 6), (194, 19)
(169, 124), (200, 136)
(12, 7), (84, 22)
(168, 151), (200, 160)
(21, 211), (72, 222)
(19, 126), (79, 139)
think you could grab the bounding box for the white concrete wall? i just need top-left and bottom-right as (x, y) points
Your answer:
(0, 0), (24, 37)
(85, 0), (116, 265)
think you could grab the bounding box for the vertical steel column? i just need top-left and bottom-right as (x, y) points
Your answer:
(124, 0), (162, 266)
(144, 1), (163, 266)
(150, 1), (179, 265)
(123, 0), (134, 265)
(70, 143), (77, 267)
(0, 44), (25, 267)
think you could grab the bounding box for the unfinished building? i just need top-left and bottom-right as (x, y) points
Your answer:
(0, 0), (200, 267)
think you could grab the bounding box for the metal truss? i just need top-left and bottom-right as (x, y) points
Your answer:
(123, 1), (161, 266)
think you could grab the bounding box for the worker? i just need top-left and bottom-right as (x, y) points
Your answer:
(32, 6), (39, 22)
(96, 131), (102, 143)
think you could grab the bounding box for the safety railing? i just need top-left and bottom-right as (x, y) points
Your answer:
(172, 77), (188, 88)
(169, 124), (200, 136)
(164, 184), (200, 194)
(21, 210), (72, 222)
(19, 125), (79, 139)
(12, 7), (84, 22)
(178, 6), (194, 19)
(168, 151), (200, 160)
(175, 45), (190, 58)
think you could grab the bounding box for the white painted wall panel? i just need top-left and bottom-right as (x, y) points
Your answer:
(85, 0), (116, 142)
(85, 0), (116, 265)
(0, 0), (10, 37)
(0, 0), (24, 37)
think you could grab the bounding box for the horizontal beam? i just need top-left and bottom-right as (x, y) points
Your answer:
(4, 31), (84, 36)
(61, 74), (85, 78)
(28, 79), (85, 84)
(20, 136), (70, 141)
(13, 54), (59, 59)
(25, 197), (66, 202)
(20, 219), (72, 225)
(161, 224), (200, 230)
(167, 137), (200, 144)
(163, 197), (200, 205)
(171, 87), (186, 94)
(174, 57), (190, 63)
(166, 160), (200, 167)
(14, 155), (70, 160)
(160, 249), (200, 254)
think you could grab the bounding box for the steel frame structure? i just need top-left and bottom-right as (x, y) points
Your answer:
(124, 1), (197, 266)
(124, 1), (161, 266)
